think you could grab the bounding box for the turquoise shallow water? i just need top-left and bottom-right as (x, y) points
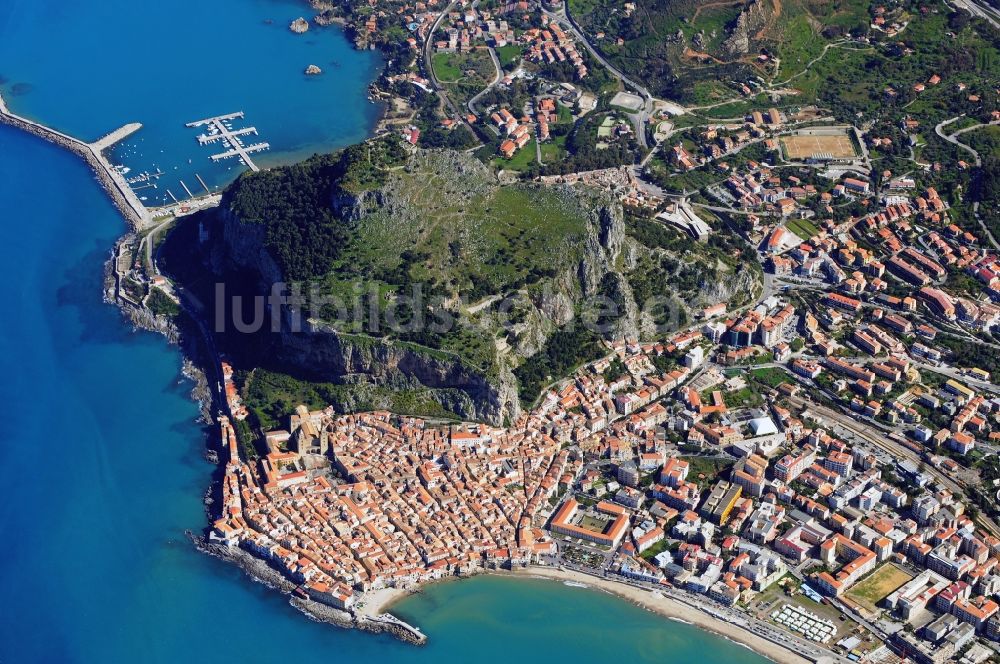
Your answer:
(0, 1), (769, 662)
(393, 575), (771, 662)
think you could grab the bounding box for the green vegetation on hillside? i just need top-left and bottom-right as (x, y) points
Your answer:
(936, 334), (1000, 381)
(211, 135), (760, 416)
(146, 288), (179, 317)
(569, 0), (872, 102)
(433, 49), (498, 108)
(514, 326), (606, 406)
(328, 155), (591, 303)
(432, 52), (465, 81)
(974, 155), (1000, 240)
(224, 137), (407, 281)
(539, 111), (645, 176)
(239, 368), (462, 432)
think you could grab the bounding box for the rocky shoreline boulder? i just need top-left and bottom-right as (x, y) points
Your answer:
(305, 64), (323, 75)
(289, 17), (309, 33)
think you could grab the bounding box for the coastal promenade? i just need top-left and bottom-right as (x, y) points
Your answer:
(517, 567), (828, 664)
(0, 91), (151, 230)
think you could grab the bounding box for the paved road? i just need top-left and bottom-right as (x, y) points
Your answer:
(467, 46), (503, 115)
(691, 202), (759, 216)
(935, 115), (982, 167)
(934, 115), (1000, 249)
(541, 4), (657, 148)
(912, 359), (1000, 395)
(141, 217), (173, 274)
(951, 0), (1000, 28)
(422, 1), (469, 122)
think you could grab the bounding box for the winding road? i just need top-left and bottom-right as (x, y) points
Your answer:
(422, 1), (471, 123)
(934, 114), (1000, 249)
(467, 46), (504, 115)
(950, 0), (1000, 28)
(541, 3), (657, 148)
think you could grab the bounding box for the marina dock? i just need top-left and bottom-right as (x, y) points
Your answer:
(186, 112), (268, 172)
(197, 126), (257, 145)
(185, 111), (245, 127)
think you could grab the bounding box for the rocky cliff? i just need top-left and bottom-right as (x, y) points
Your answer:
(196, 145), (759, 424)
(208, 202), (520, 424)
(723, 0), (773, 57)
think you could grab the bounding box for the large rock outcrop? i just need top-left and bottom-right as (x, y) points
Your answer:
(194, 145), (760, 424)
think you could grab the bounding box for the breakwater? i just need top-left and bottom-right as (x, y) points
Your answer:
(0, 91), (149, 230)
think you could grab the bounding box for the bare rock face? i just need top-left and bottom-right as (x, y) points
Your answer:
(722, 0), (770, 57)
(277, 320), (519, 424)
(305, 64), (323, 75)
(290, 17), (310, 33)
(599, 204), (624, 262)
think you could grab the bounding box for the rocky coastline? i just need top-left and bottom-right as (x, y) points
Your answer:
(189, 532), (427, 645)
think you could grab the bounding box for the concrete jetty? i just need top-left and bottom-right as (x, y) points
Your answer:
(197, 126), (257, 145)
(0, 91), (151, 229)
(209, 142), (269, 167)
(93, 123), (142, 151)
(195, 173), (211, 194)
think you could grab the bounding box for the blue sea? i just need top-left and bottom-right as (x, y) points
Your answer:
(0, 1), (769, 662)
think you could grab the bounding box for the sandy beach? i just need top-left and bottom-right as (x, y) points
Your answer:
(357, 586), (412, 618)
(370, 566), (813, 663)
(512, 567), (812, 664)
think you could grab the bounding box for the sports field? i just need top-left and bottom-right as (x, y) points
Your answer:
(781, 133), (857, 159)
(845, 564), (913, 613)
(786, 218), (820, 240)
(610, 91), (644, 112)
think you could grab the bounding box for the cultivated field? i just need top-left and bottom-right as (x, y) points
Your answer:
(845, 564), (913, 613)
(781, 132), (857, 159)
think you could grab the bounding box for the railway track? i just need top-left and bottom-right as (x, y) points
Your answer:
(788, 396), (1000, 539)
